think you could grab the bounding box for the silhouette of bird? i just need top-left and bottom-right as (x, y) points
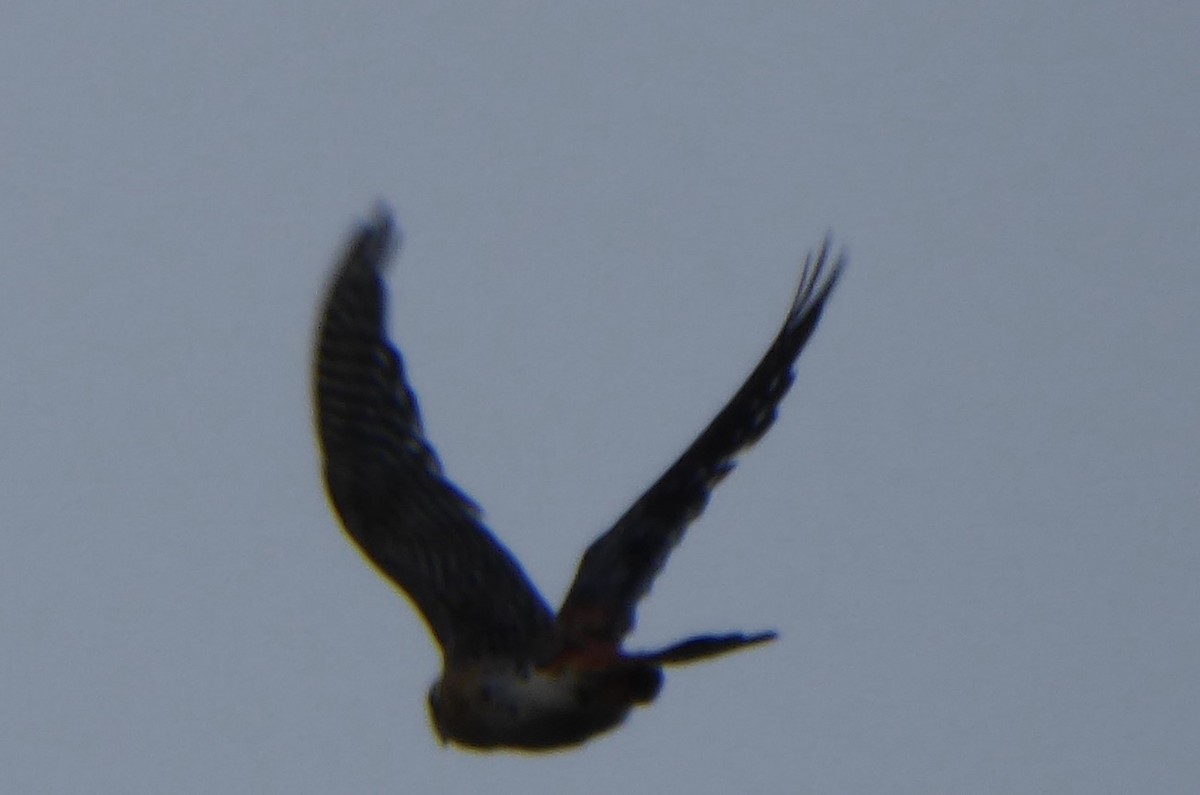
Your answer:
(313, 207), (844, 751)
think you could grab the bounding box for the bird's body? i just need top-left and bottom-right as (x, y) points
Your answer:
(313, 207), (843, 751)
(426, 654), (657, 750)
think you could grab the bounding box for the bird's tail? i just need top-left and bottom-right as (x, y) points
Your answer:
(633, 631), (777, 666)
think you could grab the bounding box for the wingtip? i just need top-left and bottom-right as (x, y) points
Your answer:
(341, 202), (400, 275)
(786, 235), (846, 328)
(368, 199), (396, 236)
(366, 200), (400, 250)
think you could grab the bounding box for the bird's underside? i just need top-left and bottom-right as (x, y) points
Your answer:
(313, 206), (844, 751)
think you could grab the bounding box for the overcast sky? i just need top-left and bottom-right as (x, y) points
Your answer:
(2, 3), (1197, 793)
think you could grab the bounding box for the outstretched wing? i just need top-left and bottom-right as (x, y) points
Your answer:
(557, 242), (844, 644)
(314, 208), (556, 664)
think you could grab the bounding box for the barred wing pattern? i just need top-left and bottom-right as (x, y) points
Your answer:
(557, 242), (844, 644)
(314, 209), (556, 664)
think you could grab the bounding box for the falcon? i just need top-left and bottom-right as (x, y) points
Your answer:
(313, 207), (844, 751)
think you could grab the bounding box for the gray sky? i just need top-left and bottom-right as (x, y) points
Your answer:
(2, 3), (1197, 793)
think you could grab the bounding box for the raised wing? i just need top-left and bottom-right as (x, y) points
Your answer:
(557, 242), (844, 645)
(314, 208), (556, 664)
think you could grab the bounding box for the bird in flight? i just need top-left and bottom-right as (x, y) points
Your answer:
(313, 207), (844, 751)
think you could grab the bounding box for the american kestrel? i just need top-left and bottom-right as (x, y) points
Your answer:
(313, 207), (843, 751)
